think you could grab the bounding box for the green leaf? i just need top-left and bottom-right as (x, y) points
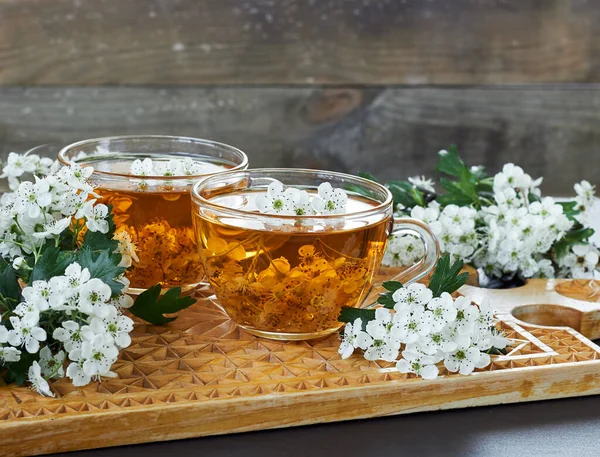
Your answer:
(386, 181), (424, 209)
(382, 281), (403, 292)
(377, 294), (396, 309)
(338, 307), (376, 327)
(0, 258), (21, 309)
(436, 145), (468, 178)
(436, 146), (490, 208)
(486, 346), (509, 356)
(3, 352), (38, 385)
(357, 172), (379, 183)
(378, 280), (402, 309)
(563, 227), (595, 243)
(129, 285), (196, 325)
(554, 227), (596, 259)
(31, 244), (76, 282)
(76, 247), (126, 295)
(557, 201), (581, 222)
(410, 187), (426, 207)
(428, 254), (469, 297)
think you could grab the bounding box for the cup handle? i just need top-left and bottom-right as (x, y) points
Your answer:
(362, 217), (440, 308)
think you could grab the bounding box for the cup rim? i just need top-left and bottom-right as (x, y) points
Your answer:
(57, 135), (249, 180)
(191, 167), (393, 220)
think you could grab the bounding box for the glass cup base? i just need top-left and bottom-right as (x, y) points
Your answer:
(233, 322), (342, 341)
(126, 280), (208, 297)
(207, 295), (342, 340)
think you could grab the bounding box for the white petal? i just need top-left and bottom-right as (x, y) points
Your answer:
(420, 364), (439, 380)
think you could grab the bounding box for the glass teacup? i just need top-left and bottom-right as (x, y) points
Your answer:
(58, 135), (248, 294)
(191, 169), (439, 340)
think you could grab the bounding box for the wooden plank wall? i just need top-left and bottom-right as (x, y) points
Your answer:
(0, 0), (599, 195)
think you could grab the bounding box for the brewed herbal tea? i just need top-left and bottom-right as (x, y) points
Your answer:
(91, 158), (230, 290)
(195, 189), (391, 337)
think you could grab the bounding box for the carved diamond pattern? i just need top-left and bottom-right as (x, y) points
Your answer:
(1, 293), (599, 421)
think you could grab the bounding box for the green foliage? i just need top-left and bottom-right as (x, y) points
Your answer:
(3, 352), (38, 385)
(31, 243), (76, 282)
(338, 254), (468, 325)
(357, 172), (379, 183)
(382, 281), (403, 292)
(436, 145), (470, 178)
(374, 281), (404, 309)
(436, 146), (488, 208)
(557, 201), (581, 222)
(129, 285), (196, 325)
(76, 247), (126, 296)
(0, 258), (21, 311)
(554, 226), (596, 259)
(386, 181), (427, 209)
(338, 307), (376, 326)
(427, 254), (469, 298)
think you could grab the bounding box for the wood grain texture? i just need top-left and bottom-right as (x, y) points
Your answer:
(463, 279), (600, 340)
(1, 0), (600, 85)
(1, 291), (600, 456)
(1, 86), (600, 195)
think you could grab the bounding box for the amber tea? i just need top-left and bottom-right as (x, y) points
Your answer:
(58, 135), (249, 294)
(192, 169), (439, 341)
(93, 159), (230, 291)
(195, 189), (391, 338)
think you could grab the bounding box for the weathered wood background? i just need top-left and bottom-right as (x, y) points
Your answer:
(1, 0), (599, 194)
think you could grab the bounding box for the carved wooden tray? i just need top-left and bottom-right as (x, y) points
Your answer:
(2, 284), (600, 456)
(462, 278), (600, 339)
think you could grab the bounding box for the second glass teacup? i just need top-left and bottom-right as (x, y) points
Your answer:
(192, 168), (439, 340)
(58, 135), (248, 294)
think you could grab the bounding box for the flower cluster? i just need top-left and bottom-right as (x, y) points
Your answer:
(255, 180), (348, 216)
(130, 158), (220, 177)
(0, 155), (136, 395)
(339, 282), (508, 379)
(383, 234), (425, 268)
(413, 203), (479, 263)
(0, 163), (111, 261)
(1, 151), (56, 191)
(2, 263), (134, 394)
(377, 147), (598, 283)
(0, 151), (201, 396)
(574, 180), (596, 225)
(476, 195), (572, 280)
(557, 243), (600, 278)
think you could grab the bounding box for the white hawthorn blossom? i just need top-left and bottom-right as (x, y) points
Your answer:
(383, 161), (598, 281)
(8, 313), (47, 354)
(28, 361), (55, 397)
(255, 180), (348, 217)
(338, 282), (508, 380)
(444, 343), (491, 376)
(396, 347), (439, 380)
(383, 234), (425, 268)
(129, 157), (216, 177)
(1, 151), (55, 190)
(338, 318), (372, 359)
(408, 175), (436, 193)
(130, 158), (154, 176)
(0, 153), (136, 396)
(39, 346), (66, 379)
(558, 244), (600, 279)
(316, 182), (348, 215)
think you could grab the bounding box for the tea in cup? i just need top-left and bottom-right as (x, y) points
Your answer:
(192, 169), (439, 340)
(58, 135), (248, 294)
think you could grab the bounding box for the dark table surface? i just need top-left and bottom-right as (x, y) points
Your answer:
(53, 395), (600, 457)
